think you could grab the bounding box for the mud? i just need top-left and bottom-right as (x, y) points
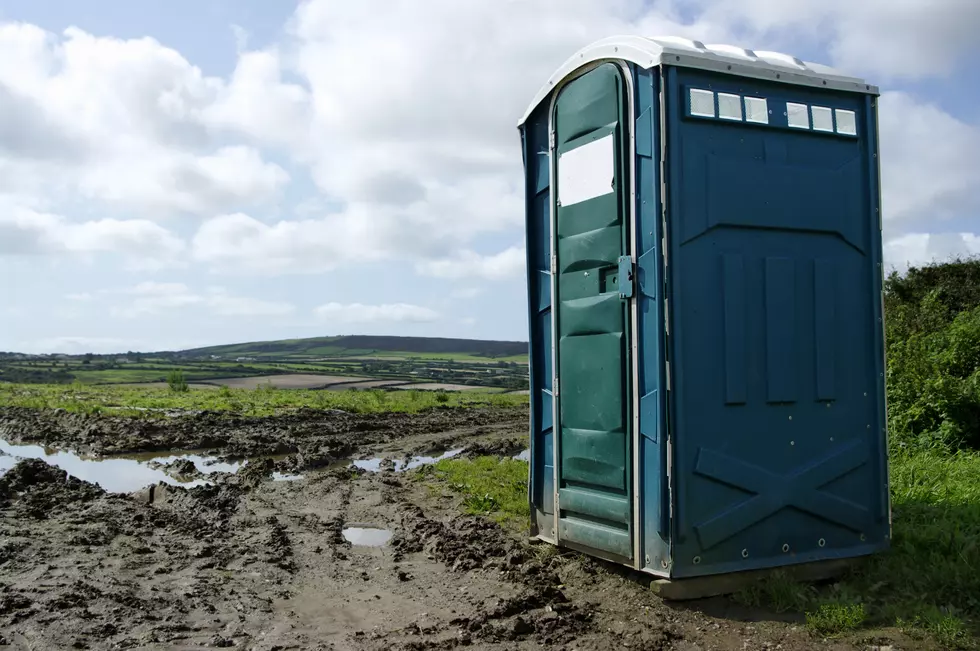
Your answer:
(0, 405), (527, 470)
(0, 407), (923, 650)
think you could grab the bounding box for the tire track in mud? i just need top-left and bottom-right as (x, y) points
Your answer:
(0, 405), (529, 466)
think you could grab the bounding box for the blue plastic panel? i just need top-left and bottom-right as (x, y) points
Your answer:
(663, 67), (889, 578)
(520, 103), (555, 540)
(632, 65), (670, 575)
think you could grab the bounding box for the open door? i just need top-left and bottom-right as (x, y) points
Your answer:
(551, 62), (634, 563)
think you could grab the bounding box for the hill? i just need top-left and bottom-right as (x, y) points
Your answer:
(171, 335), (528, 361)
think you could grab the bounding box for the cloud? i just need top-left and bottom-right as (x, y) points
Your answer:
(416, 246), (526, 281)
(107, 282), (294, 318)
(693, 0), (980, 80)
(884, 232), (980, 273)
(0, 2), (977, 288)
(313, 302), (440, 324)
(450, 288), (484, 300)
(0, 206), (185, 268)
(0, 23), (294, 218)
(878, 92), (980, 225)
(191, 210), (455, 274)
(21, 336), (137, 355)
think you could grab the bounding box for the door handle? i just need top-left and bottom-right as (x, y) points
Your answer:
(618, 255), (634, 299)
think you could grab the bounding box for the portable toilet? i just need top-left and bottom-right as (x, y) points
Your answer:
(518, 36), (890, 589)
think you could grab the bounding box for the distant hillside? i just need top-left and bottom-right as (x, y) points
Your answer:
(173, 335), (528, 360)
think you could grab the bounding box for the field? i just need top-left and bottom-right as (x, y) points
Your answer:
(1, 260), (980, 650)
(0, 334), (530, 393)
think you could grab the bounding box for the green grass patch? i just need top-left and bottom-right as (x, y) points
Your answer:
(736, 447), (980, 648)
(0, 382), (529, 417)
(805, 602), (867, 636)
(426, 456), (530, 528)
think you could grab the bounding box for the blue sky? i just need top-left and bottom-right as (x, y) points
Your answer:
(0, 0), (978, 354)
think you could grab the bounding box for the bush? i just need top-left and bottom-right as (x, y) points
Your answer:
(885, 259), (980, 452)
(167, 369), (189, 393)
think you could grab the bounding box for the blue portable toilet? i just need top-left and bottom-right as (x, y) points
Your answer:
(518, 36), (890, 587)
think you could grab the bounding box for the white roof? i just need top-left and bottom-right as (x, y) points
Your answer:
(518, 35), (876, 126)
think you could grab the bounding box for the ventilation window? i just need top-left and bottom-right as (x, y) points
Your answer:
(717, 93), (743, 121)
(786, 102), (810, 129)
(744, 96), (769, 124)
(690, 88), (716, 118)
(811, 106), (834, 132)
(835, 109), (857, 135)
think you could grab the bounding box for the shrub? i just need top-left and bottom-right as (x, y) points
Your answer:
(167, 369), (189, 393)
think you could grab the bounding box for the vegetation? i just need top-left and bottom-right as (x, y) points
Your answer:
(0, 336), (530, 390)
(167, 369), (189, 393)
(173, 334), (527, 360)
(0, 382), (529, 417)
(425, 455), (530, 528)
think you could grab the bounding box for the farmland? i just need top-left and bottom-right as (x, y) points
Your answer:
(0, 259), (979, 650)
(0, 334), (530, 392)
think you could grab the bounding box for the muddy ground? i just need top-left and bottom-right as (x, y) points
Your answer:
(0, 407), (923, 650)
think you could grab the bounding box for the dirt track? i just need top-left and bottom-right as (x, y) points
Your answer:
(0, 407), (921, 650)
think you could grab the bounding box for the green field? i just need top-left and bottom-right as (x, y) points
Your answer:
(0, 382), (529, 417)
(0, 334), (530, 390)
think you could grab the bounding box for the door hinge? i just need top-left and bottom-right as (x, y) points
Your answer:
(549, 131), (556, 150)
(553, 376), (559, 397)
(617, 255), (635, 299)
(666, 360), (671, 392)
(551, 253), (557, 275)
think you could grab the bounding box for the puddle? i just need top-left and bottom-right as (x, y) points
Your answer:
(342, 526), (393, 547)
(0, 440), (301, 493)
(351, 448), (465, 473)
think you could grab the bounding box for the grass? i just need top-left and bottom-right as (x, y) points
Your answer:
(424, 455), (530, 528)
(425, 448), (980, 648)
(0, 382), (529, 417)
(736, 447), (980, 648)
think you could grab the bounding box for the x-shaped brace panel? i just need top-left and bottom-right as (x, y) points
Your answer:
(692, 439), (870, 550)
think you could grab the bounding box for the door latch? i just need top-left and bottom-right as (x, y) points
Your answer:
(617, 256), (634, 299)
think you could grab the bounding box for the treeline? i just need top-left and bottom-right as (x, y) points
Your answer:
(885, 257), (980, 452)
(0, 367), (76, 384)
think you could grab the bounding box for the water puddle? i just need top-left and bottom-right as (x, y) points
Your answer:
(351, 447), (465, 473)
(0, 440), (301, 493)
(342, 526), (393, 547)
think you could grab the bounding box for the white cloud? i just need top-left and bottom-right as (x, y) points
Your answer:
(0, 23), (293, 219)
(450, 288), (484, 300)
(313, 302), (440, 324)
(77, 145), (289, 218)
(191, 210), (454, 274)
(0, 206), (185, 268)
(884, 232), (980, 273)
(106, 282), (294, 319)
(416, 246), (526, 281)
(65, 292), (92, 301)
(202, 49), (312, 151)
(21, 336), (136, 355)
(879, 92), (980, 225)
(0, 1), (976, 298)
(694, 0), (980, 80)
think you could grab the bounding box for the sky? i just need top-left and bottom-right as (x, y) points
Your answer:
(0, 0), (978, 354)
